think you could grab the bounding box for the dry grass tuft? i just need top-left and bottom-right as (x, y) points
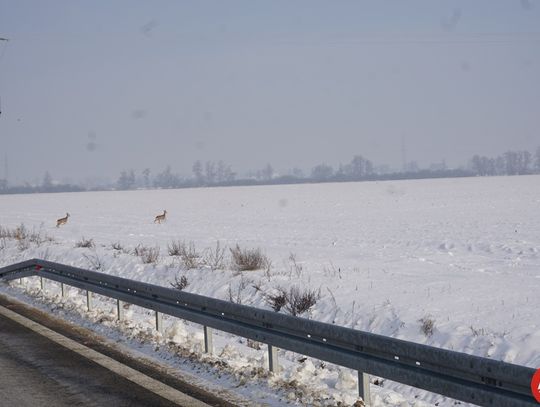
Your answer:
(230, 244), (268, 271)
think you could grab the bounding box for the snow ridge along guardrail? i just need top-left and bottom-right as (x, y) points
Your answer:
(0, 258), (537, 406)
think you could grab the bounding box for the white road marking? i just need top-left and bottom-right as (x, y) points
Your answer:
(0, 304), (210, 407)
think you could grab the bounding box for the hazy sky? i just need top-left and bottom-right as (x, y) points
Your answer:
(0, 1), (539, 184)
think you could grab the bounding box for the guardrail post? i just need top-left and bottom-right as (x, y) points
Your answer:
(40, 277), (45, 290)
(117, 299), (124, 321)
(358, 372), (371, 406)
(61, 283), (67, 298)
(86, 290), (93, 311)
(155, 311), (163, 333)
(268, 344), (279, 373)
(204, 326), (213, 354)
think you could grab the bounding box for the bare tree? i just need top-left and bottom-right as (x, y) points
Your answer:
(261, 163), (274, 181)
(154, 166), (180, 188)
(495, 156), (505, 175)
(192, 160), (204, 185)
(42, 171), (53, 190)
(347, 155), (374, 178)
(311, 163), (334, 180)
(216, 160), (227, 183)
(142, 168), (151, 188)
(504, 150), (531, 175)
(290, 167), (304, 178)
(205, 161), (216, 184)
(471, 155), (494, 176)
(522, 150), (532, 174)
(117, 169), (136, 190)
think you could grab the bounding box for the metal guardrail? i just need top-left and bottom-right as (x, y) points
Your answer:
(0, 258), (537, 407)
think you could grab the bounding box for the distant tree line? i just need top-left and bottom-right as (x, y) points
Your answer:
(112, 146), (540, 191)
(0, 171), (84, 195)
(113, 153), (468, 191)
(2, 146), (540, 195)
(469, 147), (540, 176)
(116, 160), (238, 191)
(310, 155), (374, 182)
(192, 160), (236, 185)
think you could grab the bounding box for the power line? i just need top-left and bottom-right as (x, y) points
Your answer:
(269, 32), (540, 46)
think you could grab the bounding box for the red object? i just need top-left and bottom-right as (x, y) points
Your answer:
(532, 368), (540, 403)
(35, 265), (42, 271)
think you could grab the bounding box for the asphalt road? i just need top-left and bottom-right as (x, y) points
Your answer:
(0, 305), (212, 407)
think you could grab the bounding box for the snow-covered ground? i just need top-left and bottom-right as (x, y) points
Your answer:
(1, 175), (539, 406)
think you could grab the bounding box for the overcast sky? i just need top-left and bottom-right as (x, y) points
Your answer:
(0, 1), (539, 184)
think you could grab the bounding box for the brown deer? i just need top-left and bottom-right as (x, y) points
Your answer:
(56, 213), (70, 228)
(154, 210), (167, 224)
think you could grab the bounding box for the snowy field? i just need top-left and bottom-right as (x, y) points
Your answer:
(1, 175), (539, 406)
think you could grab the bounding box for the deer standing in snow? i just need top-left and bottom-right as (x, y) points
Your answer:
(56, 213), (70, 228)
(154, 210), (167, 224)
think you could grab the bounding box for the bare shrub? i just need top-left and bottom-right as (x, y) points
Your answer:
(0, 224), (53, 251)
(265, 289), (287, 312)
(470, 326), (486, 337)
(167, 240), (183, 256)
(322, 261), (342, 279)
(227, 276), (251, 304)
(38, 247), (51, 260)
(133, 244), (146, 257)
(170, 274), (189, 291)
(75, 237), (95, 248)
(264, 259), (273, 281)
(419, 316), (435, 337)
(111, 241), (124, 251)
(288, 252), (303, 277)
(134, 244), (160, 264)
(14, 225), (30, 251)
(28, 224), (53, 246)
(168, 240), (201, 269)
(227, 285), (239, 304)
(0, 224), (53, 247)
(28, 231), (44, 245)
(143, 247), (160, 264)
(246, 339), (262, 350)
(180, 241), (201, 269)
(202, 241), (227, 271)
(230, 244), (268, 271)
(284, 286), (320, 316)
(17, 238), (30, 252)
(0, 225), (12, 239)
(251, 280), (263, 292)
(265, 286), (320, 315)
(83, 252), (106, 271)
(14, 224), (27, 241)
